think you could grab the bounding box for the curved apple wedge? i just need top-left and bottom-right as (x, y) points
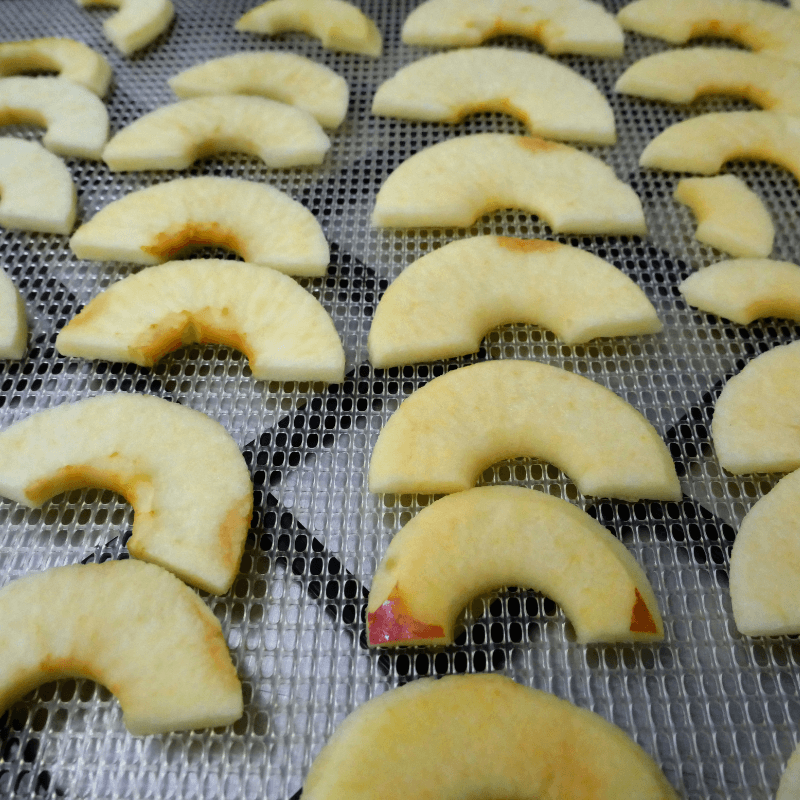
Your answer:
(0, 560), (242, 735)
(0, 268), (26, 360)
(76, 0), (174, 56)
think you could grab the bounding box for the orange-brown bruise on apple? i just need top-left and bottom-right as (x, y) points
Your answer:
(496, 236), (560, 254)
(517, 135), (559, 154)
(367, 585), (445, 645)
(630, 588), (658, 634)
(24, 463), (139, 506)
(141, 222), (246, 261)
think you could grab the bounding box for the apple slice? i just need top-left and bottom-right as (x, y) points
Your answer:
(368, 485), (663, 646)
(372, 134), (647, 235)
(0, 268), (26, 360)
(103, 95), (330, 172)
(368, 236), (660, 367)
(402, 0), (624, 57)
(0, 392), (253, 594)
(0, 560), (242, 735)
(69, 176), (329, 276)
(303, 675), (679, 800)
(778, 744), (800, 800)
(57, 259), (345, 382)
(75, 0), (174, 56)
(372, 47), (616, 145)
(0, 138), (76, 235)
(0, 76), (108, 160)
(236, 0), (382, 57)
(168, 52), (348, 129)
(0, 37), (112, 96)
(369, 359), (681, 501)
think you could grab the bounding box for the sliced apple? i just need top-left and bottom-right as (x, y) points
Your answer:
(69, 176), (329, 276)
(372, 47), (616, 145)
(372, 134), (647, 235)
(402, 0), (624, 57)
(75, 0), (174, 56)
(0, 560), (242, 735)
(168, 52), (348, 128)
(0, 76), (108, 160)
(368, 236), (661, 367)
(303, 674), (679, 800)
(236, 0), (382, 57)
(0, 268), (26, 360)
(778, 743), (800, 800)
(0, 138), (76, 235)
(0, 37), (112, 96)
(0, 392), (253, 594)
(368, 359), (681, 501)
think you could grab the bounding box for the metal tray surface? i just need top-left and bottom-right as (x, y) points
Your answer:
(1, 1), (799, 798)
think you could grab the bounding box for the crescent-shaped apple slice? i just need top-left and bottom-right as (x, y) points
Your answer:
(0, 38), (112, 96)
(0, 269), (26, 360)
(371, 48), (616, 145)
(0, 76), (108, 160)
(778, 744), (800, 800)
(103, 96), (330, 172)
(75, 0), (174, 56)
(368, 486), (663, 646)
(56, 259), (345, 382)
(69, 176), (329, 276)
(368, 236), (661, 367)
(236, 0), (382, 57)
(0, 138), (76, 235)
(401, 0), (624, 57)
(617, 0), (800, 66)
(712, 341), (800, 475)
(0, 393), (253, 594)
(0, 560), (242, 735)
(372, 134), (647, 235)
(369, 360), (681, 501)
(303, 675), (679, 800)
(168, 52), (348, 129)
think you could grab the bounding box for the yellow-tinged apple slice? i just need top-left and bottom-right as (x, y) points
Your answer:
(680, 259), (800, 324)
(76, 0), (174, 56)
(0, 76), (108, 160)
(0, 38), (112, 96)
(712, 341), (800, 474)
(369, 360), (680, 501)
(57, 259), (345, 382)
(0, 393), (253, 594)
(372, 134), (647, 235)
(372, 48), (615, 145)
(303, 674), (679, 800)
(673, 176), (774, 258)
(103, 96), (330, 172)
(0, 268), (26, 360)
(0, 560), (242, 735)
(402, 0), (624, 57)
(368, 485), (663, 646)
(236, 0), (382, 57)
(368, 236), (661, 367)
(778, 744), (800, 800)
(0, 138), (76, 235)
(617, 0), (800, 66)
(69, 176), (329, 276)
(168, 52), (348, 129)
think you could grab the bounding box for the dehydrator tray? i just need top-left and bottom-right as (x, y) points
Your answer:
(1, 1), (799, 797)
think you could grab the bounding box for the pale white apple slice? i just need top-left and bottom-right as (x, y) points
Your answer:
(617, 0), (800, 66)
(673, 176), (774, 258)
(0, 393), (253, 594)
(303, 674), (679, 800)
(0, 138), (76, 235)
(103, 96), (330, 172)
(372, 134), (647, 235)
(372, 48), (616, 145)
(69, 176), (329, 276)
(640, 111), (800, 183)
(0, 560), (242, 735)
(0, 76), (108, 160)
(168, 52), (348, 129)
(680, 259), (800, 324)
(57, 259), (345, 382)
(778, 744), (800, 800)
(368, 236), (661, 367)
(368, 486), (663, 646)
(236, 0), (382, 57)
(402, 0), (624, 57)
(369, 360), (680, 501)
(0, 268), (26, 360)
(0, 38), (112, 96)
(76, 0), (174, 56)
(712, 341), (800, 475)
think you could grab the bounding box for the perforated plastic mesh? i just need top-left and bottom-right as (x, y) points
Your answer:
(2, 0), (800, 798)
